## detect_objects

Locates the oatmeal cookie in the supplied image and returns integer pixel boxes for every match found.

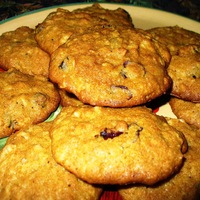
[0,26,50,77]
[73,3,133,28]
[35,3,133,54]
[59,89,85,107]
[119,118,200,200]
[148,26,200,55]
[169,97,200,128]
[167,46,200,102]
[148,26,200,102]
[0,122,102,199]
[0,68,60,138]
[49,27,171,107]
[50,106,186,185]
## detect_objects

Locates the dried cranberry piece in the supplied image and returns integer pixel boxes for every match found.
[100,128,123,140]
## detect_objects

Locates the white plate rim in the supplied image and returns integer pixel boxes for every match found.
[0,2,199,147]
[0,2,200,33]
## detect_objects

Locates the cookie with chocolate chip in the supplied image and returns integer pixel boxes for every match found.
[50,106,186,185]
[0,26,50,77]
[0,68,60,138]
[35,3,133,54]
[0,122,102,199]
[49,27,171,107]
[169,97,200,128]
[118,118,200,200]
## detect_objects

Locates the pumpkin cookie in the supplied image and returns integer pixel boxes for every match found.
[35,3,133,54]
[169,97,200,128]
[119,118,200,200]
[0,122,102,199]
[50,27,171,107]
[50,106,186,185]
[0,68,60,138]
[0,26,50,77]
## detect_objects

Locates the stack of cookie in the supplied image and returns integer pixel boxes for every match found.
[148,26,200,129]
[0,3,200,199]
[0,26,60,139]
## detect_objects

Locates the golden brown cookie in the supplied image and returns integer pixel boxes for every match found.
[0,68,60,139]
[169,97,200,128]
[50,106,186,185]
[0,26,50,77]
[148,26,200,102]
[148,26,200,55]
[118,118,200,200]
[59,89,85,107]
[35,3,133,54]
[49,27,171,107]
[73,3,133,28]
[0,122,102,199]
[167,46,200,102]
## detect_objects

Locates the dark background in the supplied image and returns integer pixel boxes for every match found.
[0,0,200,21]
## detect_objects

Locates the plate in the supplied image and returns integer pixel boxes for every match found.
[1,3,200,32]
[0,3,199,199]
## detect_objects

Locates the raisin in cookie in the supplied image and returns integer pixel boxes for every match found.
[50,106,186,185]
[119,118,200,200]
[0,68,60,138]
[0,26,50,77]
[0,122,102,199]
[169,97,200,128]
[50,27,171,107]
[35,3,133,54]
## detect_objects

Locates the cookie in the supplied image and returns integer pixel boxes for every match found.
[50,106,186,185]
[0,68,60,138]
[49,27,171,107]
[35,3,133,54]
[148,26,200,55]
[0,26,50,77]
[118,118,200,200]
[169,97,200,128]
[59,89,85,107]
[167,46,200,102]
[73,3,133,28]
[0,122,102,199]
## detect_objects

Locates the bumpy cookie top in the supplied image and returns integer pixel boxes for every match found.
[35,4,133,54]
[50,27,171,107]
[0,122,102,199]
[119,118,200,200]
[0,69,60,138]
[167,46,200,102]
[148,26,200,55]
[169,97,200,128]
[0,26,50,77]
[50,106,186,185]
